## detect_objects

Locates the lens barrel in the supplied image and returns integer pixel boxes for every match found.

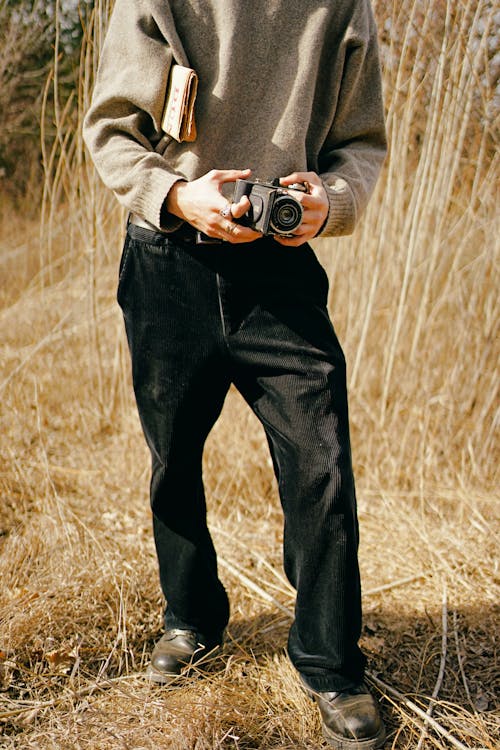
[269,195,303,234]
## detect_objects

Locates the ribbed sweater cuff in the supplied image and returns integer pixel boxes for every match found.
[135,170,185,231]
[320,178,357,237]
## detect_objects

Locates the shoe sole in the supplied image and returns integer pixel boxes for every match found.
[322,724,386,750]
[145,663,180,684]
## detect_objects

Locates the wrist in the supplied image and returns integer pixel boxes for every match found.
[164,179,188,220]
[315,185,330,237]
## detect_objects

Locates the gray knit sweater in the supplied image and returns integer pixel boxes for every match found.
[83,0,387,236]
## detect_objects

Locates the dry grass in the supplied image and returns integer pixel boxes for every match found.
[0,0,499,748]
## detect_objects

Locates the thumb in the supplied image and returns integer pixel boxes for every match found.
[230,195,251,219]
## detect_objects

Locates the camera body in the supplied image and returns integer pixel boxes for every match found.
[232,178,305,236]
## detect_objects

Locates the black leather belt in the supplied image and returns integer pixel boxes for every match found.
[128,213,224,245]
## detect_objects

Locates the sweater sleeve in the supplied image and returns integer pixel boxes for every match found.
[318,2,387,237]
[82,0,183,229]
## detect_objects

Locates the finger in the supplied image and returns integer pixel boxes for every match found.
[219,202,233,218]
[276,211,319,233]
[280,171,321,186]
[273,220,318,245]
[295,204,327,225]
[210,168,252,185]
[209,215,258,243]
[274,234,309,247]
[230,195,251,219]
[280,172,322,189]
[289,217,325,240]
[226,224,262,244]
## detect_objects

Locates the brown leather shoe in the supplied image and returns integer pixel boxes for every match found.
[300,676,386,749]
[146,629,221,684]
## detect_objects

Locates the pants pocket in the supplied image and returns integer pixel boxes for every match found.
[117,235,133,310]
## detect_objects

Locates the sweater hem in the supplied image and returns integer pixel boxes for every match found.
[134,170,185,231]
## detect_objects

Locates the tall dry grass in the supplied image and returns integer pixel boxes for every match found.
[0,0,498,748]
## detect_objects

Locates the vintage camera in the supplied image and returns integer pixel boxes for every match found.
[232,178,305,236]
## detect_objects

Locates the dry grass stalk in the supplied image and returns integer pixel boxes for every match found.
[415,589,448,749]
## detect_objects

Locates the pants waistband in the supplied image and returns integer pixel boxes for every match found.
[128,213,224,245]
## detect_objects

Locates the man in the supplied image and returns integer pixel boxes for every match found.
[83,1,387,747]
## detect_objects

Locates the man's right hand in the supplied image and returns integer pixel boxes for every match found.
[165,168,262,244]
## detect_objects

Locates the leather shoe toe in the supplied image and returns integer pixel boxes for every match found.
[300,676,386,749]
[146,628,220,684]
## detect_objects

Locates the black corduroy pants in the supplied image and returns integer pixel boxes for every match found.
[117,223,366,692]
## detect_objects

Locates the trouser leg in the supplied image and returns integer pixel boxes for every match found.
[222,245,365,692]
[117,225,230,642]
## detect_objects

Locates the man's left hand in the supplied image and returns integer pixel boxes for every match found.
[275,172,329,246]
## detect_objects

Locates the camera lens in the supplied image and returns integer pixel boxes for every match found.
[270,195,303,234]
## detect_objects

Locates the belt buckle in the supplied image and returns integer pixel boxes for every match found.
[195,231,223,245]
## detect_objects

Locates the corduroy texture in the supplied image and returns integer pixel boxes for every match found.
[83,0,387,237]
[118,225,365,691]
